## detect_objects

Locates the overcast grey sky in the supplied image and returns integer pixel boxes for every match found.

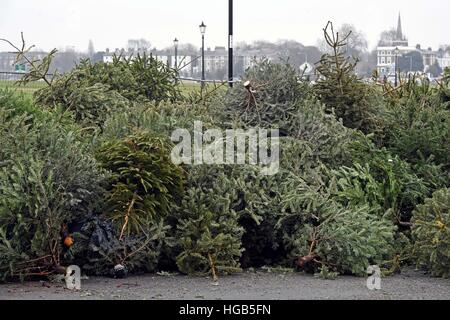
[0,0,449,52]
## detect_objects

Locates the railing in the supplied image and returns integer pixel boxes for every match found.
[0,71,238,90]
[178,76,239,85]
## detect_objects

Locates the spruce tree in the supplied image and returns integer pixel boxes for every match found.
[0,98,106,281]
[412,188,450,278]
[175,166,244,279]
[314,22,376,132]
[280,170,397,276]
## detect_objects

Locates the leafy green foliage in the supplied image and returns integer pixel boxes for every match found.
[411,188,450,278]
[37,82,130,127]
[96,131,185,236]
[101,100,215,141]
[100,54,181,102]
[440,67,450,105]
[344,136,430,223]
[34,54,180,127]
[0,89,43,119]
[382,89,450,168]
[314,265,339,280]
[1,25,449,281]
[280,171,397,276]
[215,58,309,134]
[65,129,186,276]
[0,97,106,280]
[232,167,285,268]
[309,207,396,276]
[175,166,244,276]
[376,73,450,200]
[283,99,356,167]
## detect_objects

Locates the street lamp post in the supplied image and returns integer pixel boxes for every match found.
[394,47,400,87]
[228,0,233,88]
[173,38,179,69]
[199,21,206,88]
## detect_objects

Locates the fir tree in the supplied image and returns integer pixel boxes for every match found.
[411,188,450,278]
[175,166,244,279]
[314,21,377,133]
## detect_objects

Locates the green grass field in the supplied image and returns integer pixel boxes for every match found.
[0,80,46,96]
[0,79,219,98]
[179,82,201,95]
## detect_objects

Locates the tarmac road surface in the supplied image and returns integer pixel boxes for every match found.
[0,267,448,300]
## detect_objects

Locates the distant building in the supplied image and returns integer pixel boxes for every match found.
[377,13,416,79]
[103,48,167,64]
[0,52,16,72]
[170,54,194,77]
[422,47,438,67]
[377,13,448,78]
[101,48,195,77]
[392,13,409,47]
[437,47,450,70]
[99,45,314,80]
[421,47,440,75]
[377,46,417,77]
[92,51,106,63]
[190,46,260,79]
[242,55,256,71]
[0,51,48,73]
[203,46,228,73]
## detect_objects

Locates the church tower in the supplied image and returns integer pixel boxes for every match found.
[393,13,409,46]
[396,13,403,40]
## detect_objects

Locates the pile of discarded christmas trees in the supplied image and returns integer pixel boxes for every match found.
[0,24,448,282]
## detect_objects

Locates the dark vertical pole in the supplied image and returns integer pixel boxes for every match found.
[201,34,205,88]
[395,54,398,87]
[174,43,178,85]
[228,0,233,88]
[175,46,178,69]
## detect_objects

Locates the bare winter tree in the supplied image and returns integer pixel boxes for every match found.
[339,24,368,56]
[51,47,83,74]
[378,29,398,46]
[317,23,368,58]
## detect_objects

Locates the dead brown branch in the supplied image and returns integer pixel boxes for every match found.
[119,192,138,241]
[208,253,219,282]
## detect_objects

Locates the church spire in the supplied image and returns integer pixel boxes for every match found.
[396,12,403,40]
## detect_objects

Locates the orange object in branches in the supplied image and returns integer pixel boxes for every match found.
[64,236,74,248]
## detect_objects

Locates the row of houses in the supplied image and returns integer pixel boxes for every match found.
[0,47,281,80]
[99,46,318,80]
[100,46,261,79]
